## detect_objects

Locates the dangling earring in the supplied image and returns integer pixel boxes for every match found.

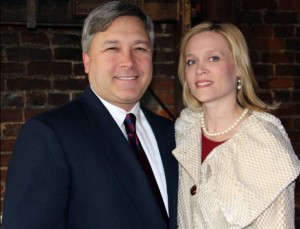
[237,77,242,90]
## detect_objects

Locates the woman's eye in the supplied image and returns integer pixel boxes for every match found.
[209,56,220,61]
[186,60,196,66]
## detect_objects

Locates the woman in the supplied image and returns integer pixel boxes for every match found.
[173,21,300,228]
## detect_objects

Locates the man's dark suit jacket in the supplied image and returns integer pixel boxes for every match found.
[3,86,178,229]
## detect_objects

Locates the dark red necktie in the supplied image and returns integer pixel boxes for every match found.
[124,113,168,222]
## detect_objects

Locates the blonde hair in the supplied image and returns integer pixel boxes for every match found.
[178,21,278,111]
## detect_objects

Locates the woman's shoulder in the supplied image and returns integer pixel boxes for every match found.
[175,108,202,141]
[175,107,202,133]
[251,111,282,127]
[247,111,290,143]
[176,107,202,125]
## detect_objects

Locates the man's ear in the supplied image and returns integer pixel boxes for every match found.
[82,52,90,74]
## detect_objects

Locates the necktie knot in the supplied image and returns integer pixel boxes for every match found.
[124,113,137,135]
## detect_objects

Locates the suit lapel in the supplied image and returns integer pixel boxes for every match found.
[79,87,167,228]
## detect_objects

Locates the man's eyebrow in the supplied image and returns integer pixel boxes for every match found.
[102,40,119,45]
[134,40,150,45]
[102,39,151,46]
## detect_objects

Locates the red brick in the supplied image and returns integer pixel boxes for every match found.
[276,65,300,76]
[27,62,52,75]
[279,0,300,11]
[153,90,175,105]
[274,91,291,102]
[51,62,72,75]
[1,92,25,108]
[286,39,300,51]
[20,30,50,45]
[28,61,73,75]
[54,47,82,61]
[1,139,16,152]
[252,25,274,37]
[249,51,259,62]
[0,153,12,167]
[248,38,284,50]
[1,109,24,122]
[26,92,48,107]
[255,91,273,104]
[242,0,277,10]
[268,78,294,89]
[294,78,300,89]
[52,33,81,46]
[6,47,52,61]
[265,12,299,24]
[275,104,300,116]
[261,52,294,64]
[0,32,18,46]
[153,51,177,62]
[296,53,300,63]
[74,63,86,76]
[150,77,175,91]
[1,62,25,74]
[53,78,89,91]
[154,36,175,50]
[154,23,175,34]
[253,64,274,76]
[6,78,51,91]
[48,93,70,106]
[1,79,5,91]
[153,63,177,77]
[274,26,295,37]
[293,91,300,102]
[51,61,72,75]
[2,123,23,138]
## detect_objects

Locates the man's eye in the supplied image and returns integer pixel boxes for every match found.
[135,47,148,52]
[209,56,220,61]
[106,47,118,51]
[186,60,196,66]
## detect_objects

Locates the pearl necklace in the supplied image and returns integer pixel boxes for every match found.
[201,108,249,136]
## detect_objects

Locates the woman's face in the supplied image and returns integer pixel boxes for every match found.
[184,31,238,107]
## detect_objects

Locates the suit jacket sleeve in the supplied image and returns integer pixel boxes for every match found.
[3,118,70,229]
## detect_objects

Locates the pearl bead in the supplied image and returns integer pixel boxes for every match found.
[201,108,249,137]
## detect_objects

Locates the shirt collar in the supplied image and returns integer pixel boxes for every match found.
[90,86,141,128]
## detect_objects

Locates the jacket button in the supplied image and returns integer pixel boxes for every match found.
[190,185,197,195]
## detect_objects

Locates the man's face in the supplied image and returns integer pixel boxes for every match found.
[82,16,153,111]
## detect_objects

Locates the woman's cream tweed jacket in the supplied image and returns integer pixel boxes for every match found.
[173,108,300,229]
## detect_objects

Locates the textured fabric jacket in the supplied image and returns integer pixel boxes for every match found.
[173,107,300,228]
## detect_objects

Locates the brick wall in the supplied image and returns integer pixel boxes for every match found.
[237,0,300,225]
[1,0,300,224]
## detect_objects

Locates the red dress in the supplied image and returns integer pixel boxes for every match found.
[201,133,225,163]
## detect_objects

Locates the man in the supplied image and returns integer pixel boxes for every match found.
[2,1,178,228]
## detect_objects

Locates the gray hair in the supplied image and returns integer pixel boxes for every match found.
[81,1,154,53]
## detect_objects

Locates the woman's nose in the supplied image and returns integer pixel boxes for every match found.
[196,63,207,75]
